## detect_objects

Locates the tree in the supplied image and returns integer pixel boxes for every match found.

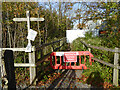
[2,2,73,48]
[78,2,120,48]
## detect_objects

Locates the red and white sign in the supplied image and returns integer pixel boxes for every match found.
[64,52,77,62]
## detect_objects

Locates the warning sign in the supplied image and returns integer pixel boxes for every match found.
[64,52,77,62]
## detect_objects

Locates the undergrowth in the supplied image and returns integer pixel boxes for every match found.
[71,34,117,87]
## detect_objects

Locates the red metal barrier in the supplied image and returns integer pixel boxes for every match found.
[49,51,94,70]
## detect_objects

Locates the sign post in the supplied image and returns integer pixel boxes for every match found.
[13,11,44,52]
[13,11,44,84]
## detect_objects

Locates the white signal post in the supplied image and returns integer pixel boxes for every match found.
[13,11,44,52]
[13,11,44,84]
[26,11,31,52]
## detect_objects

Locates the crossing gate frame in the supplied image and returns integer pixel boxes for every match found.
[49,51,94,69]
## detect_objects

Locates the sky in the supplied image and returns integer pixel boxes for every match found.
[33,0,118,2]
[38,1,119,29]
[39,2,88,26]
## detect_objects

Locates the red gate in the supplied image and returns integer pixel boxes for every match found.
[49,51,94,69]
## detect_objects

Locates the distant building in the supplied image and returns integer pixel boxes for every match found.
[66,19,107,43]
[72,19,105,37]
[85,20,103,37]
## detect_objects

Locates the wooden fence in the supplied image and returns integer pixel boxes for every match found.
[80,40,120,86]
[0,37,66,87]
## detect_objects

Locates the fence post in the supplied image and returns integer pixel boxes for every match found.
[51,46,54,52]
[113,47,119,86]
[88,48,91,52]
[29,46,36,85]
[83,45,85,49]
[4,50,16,89]
[51,45,54,52]
[60,40,62,46]
[0,1,2,88]
[59,40,63,50]
[0,49,2,88]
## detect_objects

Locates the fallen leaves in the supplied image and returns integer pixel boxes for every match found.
[103,82,113,88]
[37,72,61,87]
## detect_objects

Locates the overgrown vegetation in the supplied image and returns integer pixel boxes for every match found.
[1,1,120,88]
[71,31,120,88]
[70,2,120,87]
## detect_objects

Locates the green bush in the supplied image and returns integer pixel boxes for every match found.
[72,35,114,84]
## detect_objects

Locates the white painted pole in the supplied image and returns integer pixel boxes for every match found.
[12,10,44,85]
[13,18,44,21]
[26,11,31,45]
[88,48,91,52]
[113,47,119,86]
[31,46,36,85]
[26,11,33,84]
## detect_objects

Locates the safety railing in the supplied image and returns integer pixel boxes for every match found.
[80,40,120,86]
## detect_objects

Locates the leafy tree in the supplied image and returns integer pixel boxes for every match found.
[2,2,73,48]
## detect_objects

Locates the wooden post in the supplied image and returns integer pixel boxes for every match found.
[60,40,62,46]
[88,48,91,52]
[29,46,36,85]
[113,47,119,86]
[4,50,16,90]
[51,46,54,52]
[51,45,54,52]
[83,45,85,49]
[59,40,63,50]
[0,49,2,88]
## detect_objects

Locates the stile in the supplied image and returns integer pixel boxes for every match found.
[113,47,119,86]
